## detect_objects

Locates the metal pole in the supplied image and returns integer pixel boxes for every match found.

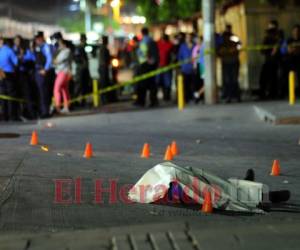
[93,79,100,108]
[202,0,217,104]
[84,0,92,32]
[177,74,185,111]
[289,71,296,106]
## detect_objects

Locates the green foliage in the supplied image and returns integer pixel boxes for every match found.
[58,14,86,33]
[130,0,239,23]
[132,0,202,23]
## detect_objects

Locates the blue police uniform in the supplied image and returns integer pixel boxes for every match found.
[0,44,19,121]
[34,43,52,117]
[14,46,36,119]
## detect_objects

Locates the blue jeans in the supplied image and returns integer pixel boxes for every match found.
[35,71,49,116]
[156,71,172,88]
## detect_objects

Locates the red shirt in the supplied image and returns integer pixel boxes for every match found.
[157,39,173,67]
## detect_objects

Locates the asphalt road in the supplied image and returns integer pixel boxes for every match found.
[0,102,299,248]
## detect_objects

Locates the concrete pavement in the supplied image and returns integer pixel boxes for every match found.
[0,102,300,248]
[255,101,300,124]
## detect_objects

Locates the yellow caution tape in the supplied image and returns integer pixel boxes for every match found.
[1,42,299,104]
[0,94,26,103]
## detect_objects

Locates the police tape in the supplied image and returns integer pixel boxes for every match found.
[70,42,297,103]
[0,94,26,103]
[0,42,298,104]
[69,59,188,104]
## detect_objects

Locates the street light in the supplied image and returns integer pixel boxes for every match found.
[110,0,121,23]
[76,0,92,33]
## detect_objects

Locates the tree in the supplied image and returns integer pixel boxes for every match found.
[128,0,246,24]
[127,0,201,23]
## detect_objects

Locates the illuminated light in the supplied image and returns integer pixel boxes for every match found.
[122,16,131,24]
[111,0,121,23]
[112,58,119,68]
[96,0,107,8]
[110,0,120,8]
[80,0,86,10]
[86,31,100,42]
[41,146,49,152]
[69,4,80,11]
[46,37,52,44]
[230,35,240,43]
[93,22,104,33]
[140,16,146,24]
[128,33,134,39]
[130,16,147,24]
[85,46,93,53]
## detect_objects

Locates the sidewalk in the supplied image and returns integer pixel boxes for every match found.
[1,220,300,250]
[254,101,300,125]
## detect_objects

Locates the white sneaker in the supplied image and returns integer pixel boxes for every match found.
[50,105,56,114]
[194,92,200,99]
[60,107,70,114]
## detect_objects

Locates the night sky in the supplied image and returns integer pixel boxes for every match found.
[1,0,76,24]
[1,0,135,24]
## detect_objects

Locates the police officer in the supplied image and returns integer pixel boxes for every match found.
[0,36,19,121]
[34,32,53,118]
[73,34,91,107]
[13,35,36,119]
[218,29,241,103]
[98,35,113,104]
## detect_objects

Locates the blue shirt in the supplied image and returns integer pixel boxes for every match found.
[36,43,52,71]
[0,45,18,73]
[178,43,194,74]
[14,46,35,72]
[198,43,205,66]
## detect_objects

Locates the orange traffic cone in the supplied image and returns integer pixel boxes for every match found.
[141,143,150,158]
[164,145,173,161]
[30,131,38,145]
[270,159,281,176]
[84,142,93,159]
[171,141,179,156]
[201,190,213,214]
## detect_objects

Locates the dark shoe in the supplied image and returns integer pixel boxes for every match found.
[148,102,159,108]
[11,117,23,122]
[40,114,51,119]
[244,169,255,181]
[269,190,291,203]
[133,102,145,107]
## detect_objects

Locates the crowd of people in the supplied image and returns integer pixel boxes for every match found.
[130,25,241,106]
[259,20,300,100]
[0,32,92,121]
[0,19,300,122]
[129,21,300,106]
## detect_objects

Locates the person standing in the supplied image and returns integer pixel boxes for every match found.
[13,35,36,119]
[156,33,173,101]
[178,33,195,103]
[218,31,241,103]
[98,35,112,103]
[34,32,53,118]
[192,36,204,103]
[287,24,300,95]
[135,27,160,107]
[259,20,281,100]
[52,39,72,114]
[73,34,91,107]
[0,36,19,121]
